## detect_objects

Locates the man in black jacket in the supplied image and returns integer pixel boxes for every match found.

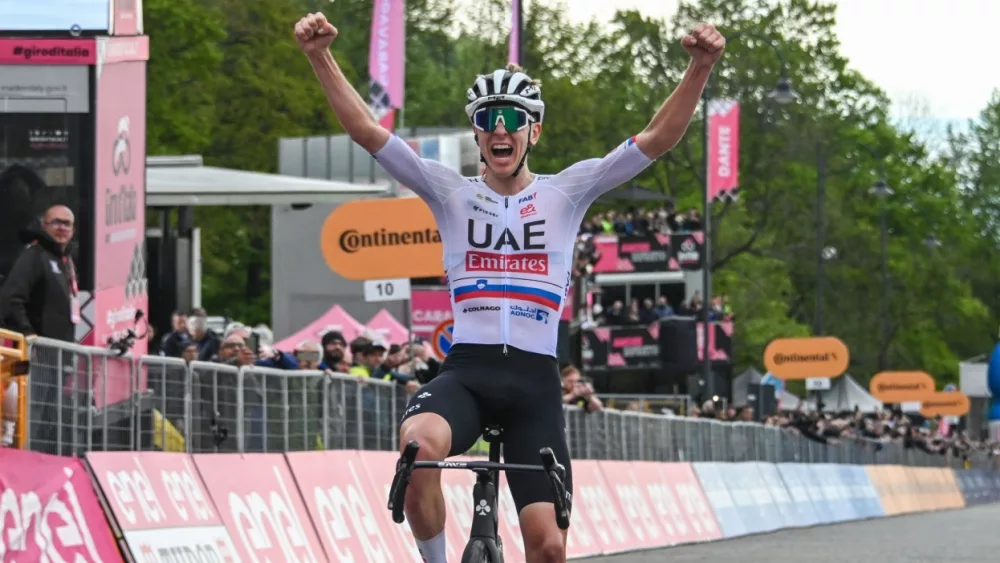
[0,204,79,453]
[0,204,78,341]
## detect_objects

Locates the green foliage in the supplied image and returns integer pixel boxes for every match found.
[145,0,1000,385]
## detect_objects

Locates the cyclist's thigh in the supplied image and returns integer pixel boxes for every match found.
[498,349,572,514]
[400,367,482,457]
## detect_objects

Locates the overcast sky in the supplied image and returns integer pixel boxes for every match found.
[563,0,998,123]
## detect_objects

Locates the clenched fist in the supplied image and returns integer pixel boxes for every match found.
[295,12,338,55]
[682,23,726,67]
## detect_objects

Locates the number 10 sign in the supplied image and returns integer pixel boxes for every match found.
[363,278,412,303]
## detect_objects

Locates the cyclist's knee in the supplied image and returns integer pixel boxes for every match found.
[400,412,451,461]
[520,503,567,563]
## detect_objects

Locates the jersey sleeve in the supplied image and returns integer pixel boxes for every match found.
[372,134,463,207]
[549,136,654,207]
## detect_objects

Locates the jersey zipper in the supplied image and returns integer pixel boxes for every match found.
[502,196,510,357]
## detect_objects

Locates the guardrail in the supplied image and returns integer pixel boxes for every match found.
[3,336,994,470]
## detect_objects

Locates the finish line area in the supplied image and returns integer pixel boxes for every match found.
[590,503,998,563]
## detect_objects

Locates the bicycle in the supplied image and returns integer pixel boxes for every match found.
[387,424,571,563]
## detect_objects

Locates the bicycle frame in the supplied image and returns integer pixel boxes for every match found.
[387,426,571,550]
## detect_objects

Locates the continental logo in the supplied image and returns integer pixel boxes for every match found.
[869,371,935,402]
[338,228,441,253]
[320,197,445,280]
[762,336,849,380]
[919,391,970,417]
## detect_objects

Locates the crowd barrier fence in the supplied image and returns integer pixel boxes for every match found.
[10,337,993,471]
[2,447,999,562]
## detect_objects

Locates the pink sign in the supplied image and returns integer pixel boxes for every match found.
[369,0,405,130]
[285,451,402,563]
[365,309,410,345]
[597,461,670,549]
[571,460,636,554]
[92,58,148,370]
[276,304,366,352]
[0,38,96,65]
[411,289,452,338]
[707,99,740,202]
[98,35,150,65]
[112,0,144,36]
[193,453,327,562]
[85,452,240,561]
[0,449,122,562]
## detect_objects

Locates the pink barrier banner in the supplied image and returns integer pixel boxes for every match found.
[707,99,741,202]
[361,451,442,562]
[571,460,636,554]
[0,449,122,562]
[284,451,400,562]
[627,461,721,544]
[85,452,239,562]
[597,461,671,549]
[193,453,327,562]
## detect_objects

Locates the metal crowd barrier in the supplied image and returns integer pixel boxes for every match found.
[5,337,997,471]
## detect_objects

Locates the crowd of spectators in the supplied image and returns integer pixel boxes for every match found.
[590,292,734,327]
[579,204,703,237]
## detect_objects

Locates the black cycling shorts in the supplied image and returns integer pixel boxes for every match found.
[400,343,572,515]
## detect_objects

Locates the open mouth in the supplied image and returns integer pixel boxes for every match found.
[490,144,515,162]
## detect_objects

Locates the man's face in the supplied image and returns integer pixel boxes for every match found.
[474,106,542,177]
[562,370,581,393]
[362,348,385,368]
[181,344,199,363]
[219,335,246,361]
[325,339,346,359]
[172,314,187,332]
[43,206,74,246]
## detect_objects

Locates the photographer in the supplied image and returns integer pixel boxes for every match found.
[561,365,603,413]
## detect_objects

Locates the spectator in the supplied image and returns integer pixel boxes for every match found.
[373,344,420,393]
[181,342,200,363]
[638,298,658,324]
[0,204,78,342]
[561,365,603,413]
[0,204,78,451]
[348,338,388,379]
[654,296,674,318]
[188,315,221,361]
[160,311,191,358]
[682,208,703,231]
[398,343,441,384]
[321,331,349,372]
[277,340,323,370]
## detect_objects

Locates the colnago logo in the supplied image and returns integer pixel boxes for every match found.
[463,305,500,313]
[510,305,550,324]
[466,251,549,275]
[12,45,91,60]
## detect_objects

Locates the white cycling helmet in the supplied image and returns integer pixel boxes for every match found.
[465,68,545,124]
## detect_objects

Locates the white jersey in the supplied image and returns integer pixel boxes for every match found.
[373,134,653,357]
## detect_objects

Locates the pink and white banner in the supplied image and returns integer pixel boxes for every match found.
[85,452,240,563]
[411,289,452,338]
[707,99,740,202]
[509,0,522,65]
[369,0,405,131]
[0,449,122,562]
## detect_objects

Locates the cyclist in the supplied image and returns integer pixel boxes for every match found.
[295,12,725,563]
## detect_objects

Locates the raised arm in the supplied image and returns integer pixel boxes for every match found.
[633,24,726,159]
[295,12,389,154]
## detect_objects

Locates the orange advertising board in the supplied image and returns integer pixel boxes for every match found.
[869,371,935,403]
[319,197,445,281]
[919,391,971,417]
[762,336,850,380]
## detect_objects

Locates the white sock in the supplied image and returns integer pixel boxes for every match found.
[415,530,447,563]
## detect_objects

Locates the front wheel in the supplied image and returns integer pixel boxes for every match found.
[460,539,503,563]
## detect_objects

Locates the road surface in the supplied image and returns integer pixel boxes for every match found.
[588,504,997,562]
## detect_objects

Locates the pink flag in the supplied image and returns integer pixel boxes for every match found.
[369,0,406,130]
[509,0,521,65]
[707,99,740,202]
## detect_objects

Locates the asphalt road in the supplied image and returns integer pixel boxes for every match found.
[586,504,998,562]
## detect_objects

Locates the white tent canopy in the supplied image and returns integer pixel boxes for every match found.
[816,374,883,414]
[146,155,389,206]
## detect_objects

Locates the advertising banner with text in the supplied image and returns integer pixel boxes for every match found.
[591,233,705,274]
[85,452,239,563]
[0,449,122,562]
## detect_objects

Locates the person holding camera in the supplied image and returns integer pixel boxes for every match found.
[560,365,603,413]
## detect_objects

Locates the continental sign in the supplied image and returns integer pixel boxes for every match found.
[320,197,445,280]
[763,336,850,380]
[869,371,935,403]
[919,391,971,417]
